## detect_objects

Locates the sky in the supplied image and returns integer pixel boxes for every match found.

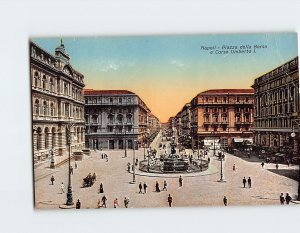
[32,33,298,122]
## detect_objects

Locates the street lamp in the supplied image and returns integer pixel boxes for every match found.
[218,148,226,183]
[130,139,137,183]
[50,147,55,169]
[291,119,300,201]
[66,123,74,206]
[124,125,127,158]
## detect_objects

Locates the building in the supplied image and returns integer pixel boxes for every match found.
[252,57,299,156]
[149,113,161,140]
[190,89,254,150]
[180,103,191,136]
[31,40,85,165]
[83,89,152,150]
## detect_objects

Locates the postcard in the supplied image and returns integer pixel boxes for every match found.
[31,33,299,209]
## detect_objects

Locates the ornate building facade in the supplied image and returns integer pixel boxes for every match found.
[190,89,254,149]
[252,57,299,156]
[83,89,152,150]
[31,41,85,165]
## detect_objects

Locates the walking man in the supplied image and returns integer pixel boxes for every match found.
[124,197,130,208]
[50,175,55,185]
[179,175,183,187]
[223,196,227,206]
[75,161,78,169]
[127,162,131,173]
[233,164,236,171]
[261,161,264,168]
[101,195,107,208]
[167,194,173,207]
[162,180,167,191]
[247,177,252,188]
[76,199,81,209]
[113,198,119,208]
[276,163,279,170]
[60,182,65,193]
[139,182,143,194]
[285,193,292,204]
[242,177,247,188]
[280,193,285,205]
[143,182,148,194]
[70,166,73,175]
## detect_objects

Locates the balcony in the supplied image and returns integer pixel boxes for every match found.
[220,121,229,125]
[203,121,211,125]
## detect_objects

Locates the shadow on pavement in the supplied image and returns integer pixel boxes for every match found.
[267,169,299,181]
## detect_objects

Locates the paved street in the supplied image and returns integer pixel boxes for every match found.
[35,134,299,209]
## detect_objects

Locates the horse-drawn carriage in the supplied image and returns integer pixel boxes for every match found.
[82,173,96,187]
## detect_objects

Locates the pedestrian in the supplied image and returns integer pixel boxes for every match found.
[139,182,143,194]
[261,161,264,168]
[76,199,81,209]
[167,194,173,207]
[97,199,101,208]
[127,162,131,173]
[75,161,78,169]
[242,177,247,188]
[285,193,292,204]
[60,182,65,193]
[276,163,279,170]
[131,164,134,172]
[124,197,130,208]
[233,164,236,171]
[179,175,183,187]
[101,153,104,159]
[70,166,73,175]
[287,159,290,167]
[155,181,160,192]
[99,183,104,193]
[106,155,108,162]
[101,195,107,208]
[280,193,285,205]
[223,196,227,206]
[113,198,119,208]
[50,175,55,185]
[143,182,148,194]
[163,180,167,191]
[247,177,252,188]
[135,158,138,166]
[208,157,210,163]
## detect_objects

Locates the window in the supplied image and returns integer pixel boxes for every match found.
[50,103,54,116]
[110,98,113,103]
[223,97,226,102]
[214,97,217,102]
[35,100,39,115]
[42,75,47,90]
[236,96,240,102]
[119,98,122,103]
[43,101,48,115]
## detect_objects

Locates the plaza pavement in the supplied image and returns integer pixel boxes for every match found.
[34,135,299,209]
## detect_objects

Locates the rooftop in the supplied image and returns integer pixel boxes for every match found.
[83,89,136,95]
[199,89,254,95]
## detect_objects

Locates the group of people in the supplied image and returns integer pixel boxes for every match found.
[280,193,292,205]
[242,176,252,188]
[101,153,109,162]
[82,172,97,187]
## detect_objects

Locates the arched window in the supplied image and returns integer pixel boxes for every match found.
[64,82,68,95]
[50,103,54,116]
[50,78,54,92]
[44,127,49,149]
[35,99,39,115]
[34,71,39,87]
[43,101,48,115]
[117,114,123,123]
[42,75,47,90]
[108,114,114,124]
[37,127,42,150]
[51,127,56,148]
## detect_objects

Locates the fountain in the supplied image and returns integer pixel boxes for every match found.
[139,138,209,174]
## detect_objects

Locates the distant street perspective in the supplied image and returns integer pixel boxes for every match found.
[31,34,300,209]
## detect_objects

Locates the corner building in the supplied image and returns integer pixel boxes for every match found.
[31,41,85,164]
[252,57,299,156]
[190,89,254,149]
[83,89,151,150]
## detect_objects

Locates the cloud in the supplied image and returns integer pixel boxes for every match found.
[97,60,136,72]
[170,60,185,67]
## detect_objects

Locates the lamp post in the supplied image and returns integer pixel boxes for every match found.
[50,147,55,169]
[65,123,74,206]
[124,125,127,158]
[291,119,300,201]
[218,148,226,183]
[130,139,136,183]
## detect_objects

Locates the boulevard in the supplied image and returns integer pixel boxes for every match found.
[34,132,298,209]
